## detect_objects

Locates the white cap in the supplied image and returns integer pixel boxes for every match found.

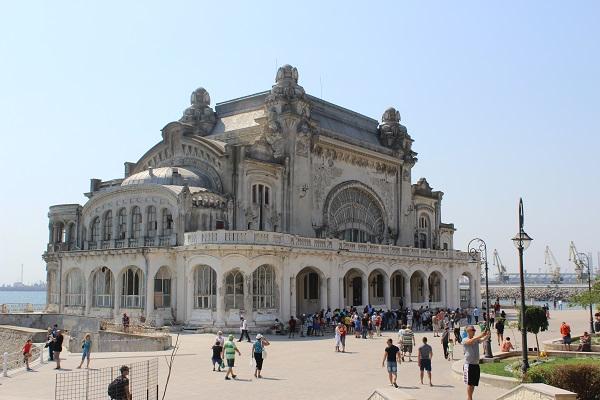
[256,334,263,340]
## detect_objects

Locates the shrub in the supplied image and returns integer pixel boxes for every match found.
[547,364,600,400]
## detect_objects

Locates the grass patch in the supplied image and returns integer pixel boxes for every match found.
[480,356,600,378]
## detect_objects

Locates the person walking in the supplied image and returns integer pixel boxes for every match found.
[381,338,401,388]
[252,334,270,378]
[288,316,297,338]
[594,312,600,334]
[441,326,450,360]
[472,307,479,324]
[223,335,241,380]
[77,333,92,369]
[53,330,64,370]
[22,339,33,371]
[238,317,251,342]
[495,318,505,346]
[375,313,382,337]
[108,365,131,400]
[401,326,415,362]
[560,321,571,351]
[418,337,433,386]
[46,327,55,361]
[335,322,347,352]
[211,340,223,371]
[463,325,491,400]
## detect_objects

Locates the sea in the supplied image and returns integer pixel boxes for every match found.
[0,290,46,304]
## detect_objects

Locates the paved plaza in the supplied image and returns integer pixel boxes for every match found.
[0,309,592,400]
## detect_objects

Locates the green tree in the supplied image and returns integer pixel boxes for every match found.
[569,280,600,309]
[518,305,549,357]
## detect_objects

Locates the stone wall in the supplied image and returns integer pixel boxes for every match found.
[67,331,171,353]
[0,325,48,354]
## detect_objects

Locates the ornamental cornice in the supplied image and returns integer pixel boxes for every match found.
[82,185,179,217]
[314,136,399,175]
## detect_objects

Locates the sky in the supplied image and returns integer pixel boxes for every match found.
[0,1,598,284]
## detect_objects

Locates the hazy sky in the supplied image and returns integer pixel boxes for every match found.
[1,1,598,284]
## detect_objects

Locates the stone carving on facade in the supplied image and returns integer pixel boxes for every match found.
[312,156,342,207]
[378,107,417,163]
[370,176,394,224]
[313,144,397,174]
[295,119,314,156]
[179,87,217,136]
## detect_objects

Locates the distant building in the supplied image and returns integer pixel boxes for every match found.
[43,65,479,327]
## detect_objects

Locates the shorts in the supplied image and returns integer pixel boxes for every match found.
[211,356,222,365]
[403,345,413,353]
[463,364,480,387]
[23,352,31,362]
[340,335,346,346]
[562,335,571,344]
[419,358,432,372]
[81,350,90,360]
[386,361,397,373]
[226,359,235,368]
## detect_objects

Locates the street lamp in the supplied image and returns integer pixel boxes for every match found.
[511,198,533,374]
[468,237,493,358]
[574,252,594,334]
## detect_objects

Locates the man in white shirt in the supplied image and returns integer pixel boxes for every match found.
[238,317,251,342]
[472,307,480,324]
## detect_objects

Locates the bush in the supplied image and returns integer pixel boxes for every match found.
[547,364,600,400]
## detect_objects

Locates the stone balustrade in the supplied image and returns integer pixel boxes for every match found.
[184,230,470,260]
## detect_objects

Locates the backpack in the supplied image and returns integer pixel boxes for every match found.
[108,376,126,399]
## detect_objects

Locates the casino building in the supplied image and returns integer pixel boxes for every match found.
[43,65,479,327]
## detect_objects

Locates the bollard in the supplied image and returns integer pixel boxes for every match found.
[3,352,8,377]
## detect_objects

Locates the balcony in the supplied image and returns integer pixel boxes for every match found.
[184,230,470,261]
[80,234,176,251]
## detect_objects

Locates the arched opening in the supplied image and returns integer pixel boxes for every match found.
[343,268,366,307]
[161,208,173,237]
[66,223,76,250]
[428,271,443,303]
[131,206,142,240]
[65,268,84,306]
[194,265,217,310]
[224,270,244,311]
[121,266,145,308]
[416,214,431,249]
[459,273,473,308]
[92,267,114,308]
[390,271,407,309]
[146,206,157,238]
[153,266,172,309]
[252,265,277,310]
[90,217,100,244]
[368,270,386,306]
[117,208,127,240]
[296,267,322,315]
[410,271,426,304]
[103,211,113,241]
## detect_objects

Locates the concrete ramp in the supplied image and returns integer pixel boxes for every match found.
[367,388,417,400]
[496,384,576,400]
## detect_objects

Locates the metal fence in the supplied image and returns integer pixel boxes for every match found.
[2,343,46,377]
[55,358,159,400]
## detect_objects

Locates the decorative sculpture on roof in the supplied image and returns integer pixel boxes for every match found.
[378,107,417,163]
[265,64,310,117]
[180,87,217,136]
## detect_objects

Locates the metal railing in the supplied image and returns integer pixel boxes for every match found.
[1,303,46,313]
[65,294,85,307]
[121,295,145,309]
[2,343,46,377]
[184,230,470,260]
[93,295,113,308]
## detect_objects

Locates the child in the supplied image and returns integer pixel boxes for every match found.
[22,339,33,371]
[77,333,92,369]
[501,337,514,352]
[212,340,223,371]
[447,338,454,361]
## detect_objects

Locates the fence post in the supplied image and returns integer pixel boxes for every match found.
[2,352,7,377]
[146,359,150,400]
[40,344,46,364]
[85,369,89,400]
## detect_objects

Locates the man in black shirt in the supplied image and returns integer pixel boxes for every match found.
[381,338,401,388]
[53,330,64,370]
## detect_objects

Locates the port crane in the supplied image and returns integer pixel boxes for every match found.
[544,246,561,284]
[492,249,509,283]
[568,241,586,283]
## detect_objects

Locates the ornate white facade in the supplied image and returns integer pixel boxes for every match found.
[43,65,480,327]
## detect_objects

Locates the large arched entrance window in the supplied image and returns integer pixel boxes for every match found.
[410,271,426,303]
[154,266,171,309]
[224,270,244,310]
[194,265,216,310]
[343,268,366,307]
[121,267,145,308]
[252,265,276,309]
[428,271,443,303]
[65,269,84,306]
[92,267,113,308]
[460,273,473,308]
[368,270,386,305]
[296,267,321,315]
[324,183,385,243]
[391,271,407,309]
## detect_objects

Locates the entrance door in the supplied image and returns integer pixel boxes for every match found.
[352,277,362,306]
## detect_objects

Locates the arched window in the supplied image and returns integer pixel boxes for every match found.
[117,208,127,239]
[303,272,319,300]
[391,273,405,298]
[326,185,384,243]
[194,265,216,309]
[251,184,270,206]
[154,266,171,309]
[252,265,276,309]
[121,267,145,308]
[131,206,142,239]
[65,269,84,306]
[103,211,113,241]
[224,270,244,310]
[91,218,100,243]
[162,209,173,236]
[146,206,157,238]
[419,216,429,229]
[419,233,427,249]
[67,223,76,249]
[92,267,113,307]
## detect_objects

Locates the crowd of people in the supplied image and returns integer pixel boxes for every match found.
[487,287,585,303]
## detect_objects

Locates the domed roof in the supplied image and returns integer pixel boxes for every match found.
[122,167,211,188]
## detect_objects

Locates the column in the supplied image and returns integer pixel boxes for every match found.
[404,276,411,309]
[244,275,254,324]
[423,275,430,305]
[383,276,391,310]
[337,277,344,309]
[85,274,92,315]
[361,276,368,306]
[216,279,225,326]
[113,270,121,321]
[145,267,154,320]
[290,276,297,318]
[320,277,328,310]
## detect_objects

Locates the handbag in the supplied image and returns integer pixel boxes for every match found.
[261,349,267,360]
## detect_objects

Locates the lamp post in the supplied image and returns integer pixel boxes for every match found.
[575,252,594,334]
[468,238,493,358]
[511,198,533,374]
